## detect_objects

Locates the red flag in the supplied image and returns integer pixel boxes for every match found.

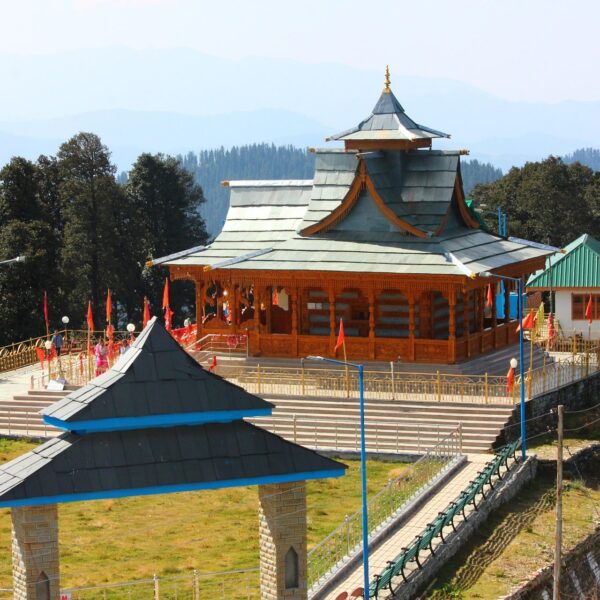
[334,318,346,353]
[516,308,535,332]
[506,366,515,393]
[585,294,593,324]
[547,312,555,337]
[43,291,49,331]
[486,284,493,308]
[86,301,94,332]
[162,278,170,310]
[143,296,151,328]
[208,355,217,372]
[106,323,115,341]
[106,289,112,324]
[165,306,174,332]
[35,347,46,369]
[272,289,279,306]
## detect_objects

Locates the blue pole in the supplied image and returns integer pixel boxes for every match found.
[518,278,526,459]
[497,207,502,236]
[358,364,369,596]
[503,213,508,237]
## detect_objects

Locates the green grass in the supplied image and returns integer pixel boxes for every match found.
[428,446,600,599]
[0,439,409,588]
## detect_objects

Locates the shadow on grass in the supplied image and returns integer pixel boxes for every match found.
[426,474,556,599]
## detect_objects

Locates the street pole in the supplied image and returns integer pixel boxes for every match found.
[518,277,526,459]
[358,364,369,597]
[553,404,564,600]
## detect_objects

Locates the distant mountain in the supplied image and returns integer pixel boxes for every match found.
[0,49,599,171]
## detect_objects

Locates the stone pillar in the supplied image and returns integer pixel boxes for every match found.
[12,504,60,600]
[258,482,307,600]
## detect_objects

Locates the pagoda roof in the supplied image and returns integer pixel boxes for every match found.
[0,421,345,508]
[165,150,551,278]
[527,234,600,290]
[328,69,449,144]
[42,318,274,433]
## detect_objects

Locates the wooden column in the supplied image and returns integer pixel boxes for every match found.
[491,281,498,347]
[478,287,485,352]
[266,286,273,334]
[232,284,240,333]
[448,288,457,364]
[368,288,375,360]
[328,286,336,355]
[195,280,205,339]
[408,294,416,361]
[463,290,470,358]
[250,285,262,355]
[291,286,299,356]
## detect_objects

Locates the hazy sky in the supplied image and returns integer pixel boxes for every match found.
[1,0,598,103]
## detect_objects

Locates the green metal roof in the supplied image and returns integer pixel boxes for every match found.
[527,234,600,289]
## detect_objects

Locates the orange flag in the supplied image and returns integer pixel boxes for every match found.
[486,284,494,308]
[162,278,170,310]
[506,366,515,393]
[86,301,94,332]
[334,318,346,353]
[143,296,151,328]
[585,294,593,324]
[516,308,535,332]
[106,289,112,324]
[165,306,174,332]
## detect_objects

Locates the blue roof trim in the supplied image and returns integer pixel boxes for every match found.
[0,468,346,508]
[43,408,273,434]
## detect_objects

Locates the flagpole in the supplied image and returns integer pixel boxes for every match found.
[343,339,349,398]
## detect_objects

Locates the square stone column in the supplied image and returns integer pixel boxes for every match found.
[12,504,60,600]
[258,481,307,600]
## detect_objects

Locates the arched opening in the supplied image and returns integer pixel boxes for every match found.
[335,288,369,337]
[270,287,292,334]
[303,288,330,336]
[35,571,50,600]
[284,546,299,589]
[375,290,419,338]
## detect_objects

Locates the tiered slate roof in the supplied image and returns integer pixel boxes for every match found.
[0,319,345,508]
[161,76,550,277]
[527,234,600,290]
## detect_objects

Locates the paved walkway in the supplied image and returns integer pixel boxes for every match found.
[323,454,490,600]
[0,364,42,401]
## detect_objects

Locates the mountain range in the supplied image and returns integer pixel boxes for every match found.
[1,48,599,171]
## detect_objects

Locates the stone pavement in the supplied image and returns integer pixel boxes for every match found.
[0,364,43,402]
[322,454,490,600]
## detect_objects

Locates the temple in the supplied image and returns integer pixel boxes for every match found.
[162,69,551,363]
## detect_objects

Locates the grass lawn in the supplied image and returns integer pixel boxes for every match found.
[0,438,410,588]
[428,446,600,599]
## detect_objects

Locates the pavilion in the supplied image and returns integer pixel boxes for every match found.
[0,318,345,600]
[159,69,551,364]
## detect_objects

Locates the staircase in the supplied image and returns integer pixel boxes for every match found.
[0,388,71,437]
[253,394,514,454]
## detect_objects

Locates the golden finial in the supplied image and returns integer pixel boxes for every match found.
[383,65,391,93]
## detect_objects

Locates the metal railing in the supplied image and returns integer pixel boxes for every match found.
[253,415,459,455]
[214,363,512,404]
[307,426,463,593]
[0,568,260,600]
[187,332,249,363]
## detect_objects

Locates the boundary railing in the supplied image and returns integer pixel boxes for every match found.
[307,426,463,594]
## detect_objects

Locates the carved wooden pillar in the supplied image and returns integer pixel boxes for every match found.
[266,286,273,334]
[448,288,457,364]
[328,286,336,356]
[291,286,299,357]
[195,280,205,339]
[491,281,498,347]
[367,288,375,360]
[232,284,240,334]
[463,290,470,358]
[408,293,416,362]
[478,287,485,352]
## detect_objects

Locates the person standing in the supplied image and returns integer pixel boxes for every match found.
[94,338,109,376]
[51,329,64,357]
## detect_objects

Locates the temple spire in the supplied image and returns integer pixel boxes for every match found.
[383,65,391,94]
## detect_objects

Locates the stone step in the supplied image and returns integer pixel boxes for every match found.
[0,404,48,413]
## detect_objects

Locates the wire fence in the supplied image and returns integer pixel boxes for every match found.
[307,426,463,593]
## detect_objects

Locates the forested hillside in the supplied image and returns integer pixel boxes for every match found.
[563,147,600,171]
[180,144,503,235]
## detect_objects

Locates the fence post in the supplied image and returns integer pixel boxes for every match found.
[436,371,441,402]
[257,364,261,394]
[527,368,533,399]
[390,361,395,401]
[193,569,199,600]
[458,423,463,455]
[345,515,350,554]
[301,366,305,396]
[154,573,159,600]
[484,372,489,404]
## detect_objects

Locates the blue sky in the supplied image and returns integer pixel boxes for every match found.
[2,0,599,103]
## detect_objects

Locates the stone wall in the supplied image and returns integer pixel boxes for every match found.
[259,481,307,600]
[11,504,60,600]
[391,457,538,600]
[496,370,600,447]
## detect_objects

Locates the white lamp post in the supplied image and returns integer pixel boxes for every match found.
[510,357,518,370]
